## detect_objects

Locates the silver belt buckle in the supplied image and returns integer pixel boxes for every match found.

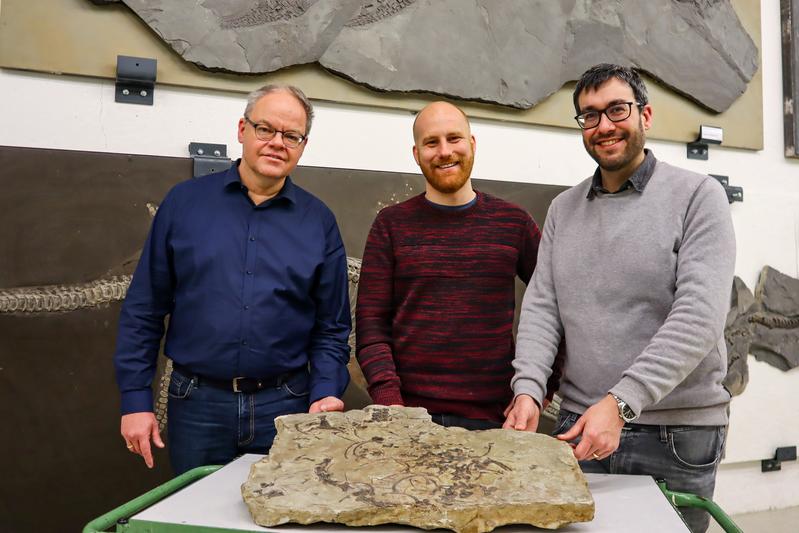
[232,377,245,393]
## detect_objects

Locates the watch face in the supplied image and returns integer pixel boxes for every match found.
[621,404,636,422]
[613,395,636,422]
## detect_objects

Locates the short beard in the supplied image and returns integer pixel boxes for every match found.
[586,117,646,172]
[423,154,474,194]
[425,171,470,194]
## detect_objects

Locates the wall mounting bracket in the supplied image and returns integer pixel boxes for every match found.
[710,174,743,204]
[761,446,797,472]
[115,55,156,105]
[189,143,232,178]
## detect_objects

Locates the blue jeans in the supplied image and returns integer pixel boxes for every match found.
[166,366,310,475]
[555,410,726,533]
[429,413,502,430]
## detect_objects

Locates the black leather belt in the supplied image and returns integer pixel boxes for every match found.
[173,363,303,394]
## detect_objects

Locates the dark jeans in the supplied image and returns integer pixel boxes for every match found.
[167,366,310,475]
[555,409,726,533]
[430,413,502,430]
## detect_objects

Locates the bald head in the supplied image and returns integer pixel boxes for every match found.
[411,101,476,203]
[413,101,471,143]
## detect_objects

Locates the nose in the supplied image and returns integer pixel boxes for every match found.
[436,141,454,159]
[266,131,287,148]
[595,112,616,134]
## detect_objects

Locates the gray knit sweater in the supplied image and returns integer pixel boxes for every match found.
[512,159,735,426]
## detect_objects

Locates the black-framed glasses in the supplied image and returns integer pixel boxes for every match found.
[244,116,306,148]
[574,101,643,130]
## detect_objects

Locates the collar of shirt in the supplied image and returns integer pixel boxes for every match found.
[586,149,657,200]
[223,159,297,206]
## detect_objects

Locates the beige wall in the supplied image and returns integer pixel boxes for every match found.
[0,0,762,149]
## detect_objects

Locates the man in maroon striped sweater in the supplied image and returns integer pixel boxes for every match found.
[355,101,542,429]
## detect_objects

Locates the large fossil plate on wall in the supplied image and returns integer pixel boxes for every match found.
[242,406,594,532]
[108,0,757,113]
[0,0,764,148]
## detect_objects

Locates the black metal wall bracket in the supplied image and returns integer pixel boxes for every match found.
[687,125,723,160]
[115,55,156,105]
[762,446,797,472]
[710,174,743,204]
[189,143,232,178]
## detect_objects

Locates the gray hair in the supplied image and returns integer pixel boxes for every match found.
[244,84,315,137]
[572,64,649,114]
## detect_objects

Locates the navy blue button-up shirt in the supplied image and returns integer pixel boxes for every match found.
[114,163,351,414]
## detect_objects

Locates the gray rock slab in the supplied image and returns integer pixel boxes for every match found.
[241,406,594,532]
[749,266,799,371]
[105,0,757,112]
[723,276,755,396]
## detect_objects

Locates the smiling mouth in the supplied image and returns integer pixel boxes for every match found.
[436,161,459,169]
[596,138,622,147]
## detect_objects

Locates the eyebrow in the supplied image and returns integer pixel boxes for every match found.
[580,98,629,112]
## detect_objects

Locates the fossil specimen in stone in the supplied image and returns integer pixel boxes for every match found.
[101,0,758,112]
[723,276,755,396]
[749,266,799,371]
[241,406,594,532]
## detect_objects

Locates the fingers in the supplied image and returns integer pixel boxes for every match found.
[152,424,165,449]
[557,416,585,441]
[121,412,160,468]
[502,398,515,418]
[501,395,539,432]
[309,396,345,414]
[140,438,155,469]
[558,407,622,461]
[320,397,344,412]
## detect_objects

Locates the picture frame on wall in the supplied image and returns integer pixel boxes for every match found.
[782,0,799,158]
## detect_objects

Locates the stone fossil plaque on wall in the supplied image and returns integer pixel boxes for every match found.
[102,0,758,113]
[242,406,595,532]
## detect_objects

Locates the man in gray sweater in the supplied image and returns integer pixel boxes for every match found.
[503,64,735,533]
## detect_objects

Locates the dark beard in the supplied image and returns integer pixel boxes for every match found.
[587,119,646,172]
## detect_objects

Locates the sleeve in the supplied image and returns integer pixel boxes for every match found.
[516,214,541,284]
[355,212,404,406]
[610,178,736,416]
[113,190,177,415]
[307,210,352,404]
[511,200,565,406]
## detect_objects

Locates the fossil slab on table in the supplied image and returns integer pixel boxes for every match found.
[241,406,594,532]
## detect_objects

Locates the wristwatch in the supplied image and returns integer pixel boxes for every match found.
[611,394,637,423]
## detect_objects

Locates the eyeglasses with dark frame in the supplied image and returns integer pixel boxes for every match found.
[574,101,643,130]
[243,116,306,148]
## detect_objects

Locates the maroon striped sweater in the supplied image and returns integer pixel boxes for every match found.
[355,191,541,422]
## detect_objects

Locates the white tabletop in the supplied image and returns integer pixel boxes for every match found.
[133,454,688,532]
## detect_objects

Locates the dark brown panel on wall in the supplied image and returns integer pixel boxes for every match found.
[0,146,188,533]
[0,146,191,286]
[0,146,564,532]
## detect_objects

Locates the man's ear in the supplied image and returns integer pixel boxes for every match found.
[237,118,246,143]
[412,145,420,166]
[640,104,653,131]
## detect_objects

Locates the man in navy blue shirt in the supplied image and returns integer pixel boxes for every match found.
[114,85,351,474]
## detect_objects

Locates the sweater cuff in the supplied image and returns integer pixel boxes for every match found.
[610,377,652,419]
[368,384,404,406]
[511,377,545,408]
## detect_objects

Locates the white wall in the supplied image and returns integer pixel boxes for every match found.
[1,0,797,516]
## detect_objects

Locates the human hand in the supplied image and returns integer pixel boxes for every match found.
[309,396,345,413]
[502,394,540,432]
[121,412,164,469]
[557,394,623,461]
